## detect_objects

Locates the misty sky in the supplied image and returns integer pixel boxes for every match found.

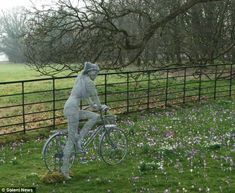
[0,0,38,10]
[0,0,83,10]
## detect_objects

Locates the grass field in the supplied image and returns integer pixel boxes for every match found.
[0,63,234,192]
[0,63,48,82]
[0,100,234,192]
[0,63,234,136]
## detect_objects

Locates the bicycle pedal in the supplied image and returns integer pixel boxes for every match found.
[77,149,86,154]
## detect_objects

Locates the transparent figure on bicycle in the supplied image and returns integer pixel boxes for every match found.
[61,62,108,179]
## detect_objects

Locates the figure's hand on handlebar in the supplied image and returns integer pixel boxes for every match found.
[92,104,109,111]
[101,104,109,111]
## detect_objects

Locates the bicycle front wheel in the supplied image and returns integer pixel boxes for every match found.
[99,126,128,165]
[42,132,75,172]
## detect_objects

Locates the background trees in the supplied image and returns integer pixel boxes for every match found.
[0,0,234,75]
[0,9,27,63]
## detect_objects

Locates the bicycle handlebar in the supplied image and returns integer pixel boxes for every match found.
[82,105,109,112]
[82,106,90,110]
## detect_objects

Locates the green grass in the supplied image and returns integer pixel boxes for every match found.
[0,99,234,192]
[0,63,49,82]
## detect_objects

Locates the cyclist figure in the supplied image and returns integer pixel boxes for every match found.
[61,62,108,179]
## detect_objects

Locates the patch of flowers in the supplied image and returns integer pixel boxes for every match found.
[138,160,164,173]
[122,100,234,192]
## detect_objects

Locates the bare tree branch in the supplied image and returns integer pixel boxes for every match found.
[23,0,228,75]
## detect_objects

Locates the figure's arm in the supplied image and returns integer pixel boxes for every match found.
[90,91,109,111]
[86,77,109,111]
[90,90,101,107]
[87,97,101,110]
[86,78,102,109]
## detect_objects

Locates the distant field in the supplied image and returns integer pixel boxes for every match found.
[0,63,126,82]
[0,63,49,82]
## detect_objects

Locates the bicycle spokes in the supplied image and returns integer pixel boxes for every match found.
[99,127,128,165]
[42,133,75,172]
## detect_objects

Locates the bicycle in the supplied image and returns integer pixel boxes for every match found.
[42,106,128,172]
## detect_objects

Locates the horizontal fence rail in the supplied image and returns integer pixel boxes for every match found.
[0,64,234,136]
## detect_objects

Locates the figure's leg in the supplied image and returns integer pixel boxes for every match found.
[77,111,99,147]
[61,114,79,179]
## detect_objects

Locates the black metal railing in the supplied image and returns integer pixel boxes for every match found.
[0,64,234,136]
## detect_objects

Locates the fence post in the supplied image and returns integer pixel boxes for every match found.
[183,67,187,104]
[80,100,83,109]
[198,67,202,102]
[22,82,26,133]
[147,71,150,110]
[127,72,130,113]
[229,64,233,97]
[165,69,169,107]
[214,65,218,100]
[104,74,107,105]
[52,77,56,129]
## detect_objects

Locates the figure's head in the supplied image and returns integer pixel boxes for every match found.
[82,62,99,80]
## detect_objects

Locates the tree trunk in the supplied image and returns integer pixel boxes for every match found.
[231,0,235,63]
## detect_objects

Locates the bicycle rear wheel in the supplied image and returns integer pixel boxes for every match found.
[99,126,128,165]
[42,132,76,172]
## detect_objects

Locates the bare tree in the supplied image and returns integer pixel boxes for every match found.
[184,0,235,65]
[0,8,27,63]
[230,0,235,63]
[150,0,235,67]
[24,0,224,75]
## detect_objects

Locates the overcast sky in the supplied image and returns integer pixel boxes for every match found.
[0,0,83,10]
[0,0,45,10]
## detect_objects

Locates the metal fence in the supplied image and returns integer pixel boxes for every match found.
[0,64,234,136]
